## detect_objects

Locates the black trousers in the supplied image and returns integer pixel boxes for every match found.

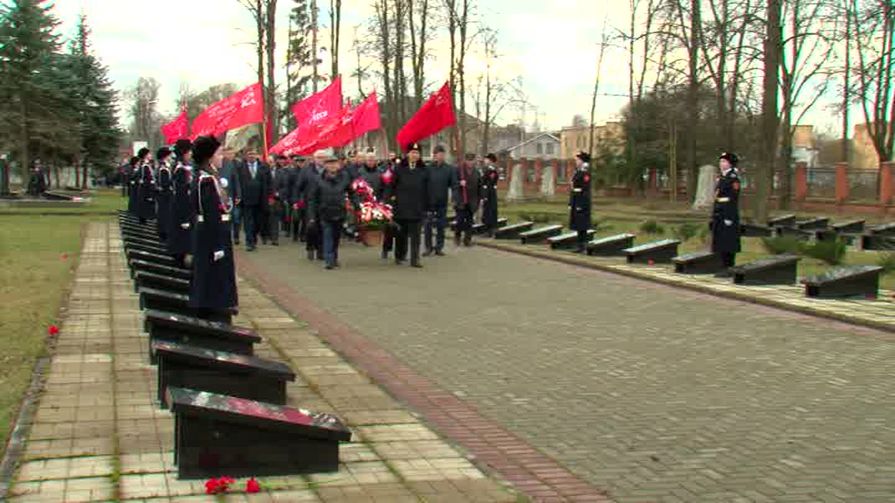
[395,219,422,263]
[721,252,736,267]
[577,230,589,250]
[242,205,263,246]
[382,224,396,254]
[305,218,320,252]
[455,207,474,244]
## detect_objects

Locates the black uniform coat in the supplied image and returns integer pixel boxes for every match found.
[569,165,592,231]
[452,162,483,213]
[136,162,157,220]
[481,166,500,227]
[167,162,194,255]
[385,159,429,221]
[235,160,270,208]
[711,168,742,254]
[189,167,238,310]
[155,162,173,238]
[127,165,140,214]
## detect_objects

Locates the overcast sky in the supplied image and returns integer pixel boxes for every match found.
[53,0,843,134]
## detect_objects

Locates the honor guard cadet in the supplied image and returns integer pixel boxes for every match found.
[570,151,593,253]
[155,147,174,242]
[481,153,500,236]
[189,135,238,317]
[136,148,156,224]
[167,140,194,268]
[711,152,742,276]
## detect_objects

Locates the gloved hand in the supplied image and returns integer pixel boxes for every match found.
[180,222,190,230]
[213,250,224,261]
[724,219,733,226]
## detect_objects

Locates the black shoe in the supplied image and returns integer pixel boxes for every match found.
[234,237,240,245]
[422,249,434,257]
[325,263,334,270]
[453,235,461,247]
[463,237,472,247]
[334,260,341,268]
[247,245,256,252]
[307,250,315,261]
[435,250,445,256]
[395,258,405,265]
[411,261,423,268]
[271,241,279,246]
[316,252,324,261]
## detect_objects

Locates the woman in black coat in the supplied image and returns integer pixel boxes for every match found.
[569,151,593,253]
[135,148,156,223]
[188,135,238,315]
[155,147,174,242]
[167,140,194,266]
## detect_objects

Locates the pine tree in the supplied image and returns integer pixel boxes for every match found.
[0,0,65,180]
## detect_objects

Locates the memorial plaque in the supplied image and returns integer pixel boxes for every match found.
[795,217,829,230]
[519,224,564,245]
[154,341,295,408]
[767,214,797,227]
[133,271,190,294]
[494,222,535,240]
[672,251,725,274]
[740,223,773,237]
[624,239,681,264]
[126,249,178,267]
[869,222,895,237]
[587,233,636,256]
[832,220,865,234]
[168,387,351,479]
[130,259,191,281]
[144,310,260,363]
[803,265,883,298]
[730,255,800,285]
[547,230,596,250]
[139,287,233,324]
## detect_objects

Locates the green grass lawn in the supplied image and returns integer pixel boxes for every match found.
[0,189,124,456]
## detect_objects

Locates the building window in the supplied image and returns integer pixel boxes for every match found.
[537,143,543,155]
[527,165,537,183]
[546,143,554,155]
[557,163,567,183]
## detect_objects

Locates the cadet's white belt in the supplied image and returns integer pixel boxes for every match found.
[573,188,582,193]
[716,197,730,203]
[221,214,231,222]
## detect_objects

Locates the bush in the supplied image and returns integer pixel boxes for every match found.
[518,211,555,224]
[698,225,710,244]
[761,236,804,255]
[878,252,895,274]
[802,239,848,265]
[639,219,664,235]
[673,223,700,242]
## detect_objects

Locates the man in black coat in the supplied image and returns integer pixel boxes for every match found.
[424,145,458,256]
[235,148,269,251]
[308,155,358,269]
[294,150,327,260]
[287,155,306,242]
[481,153,500,236]
[453,153,483,247]
[711,152,742,276]
[385,143,429,268]
[267,154,291,246]
[358,150,384,196]
[569,151,593,253]
[155,147,174,242]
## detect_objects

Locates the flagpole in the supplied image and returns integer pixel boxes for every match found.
[260,81,270,162]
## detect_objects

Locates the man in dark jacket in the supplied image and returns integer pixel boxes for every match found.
[711,152,742,276]
[288,155,305,242]
[424,145,457,256]
[453,153,483,247]
[219,148,242,245]
[235,148,269,251]
[385,143,428,268]
[308,154,356,269]
[295,150,327,260]
[267,154,291,246]
[358,150,384,195]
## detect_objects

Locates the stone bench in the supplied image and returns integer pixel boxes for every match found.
[126,249,178,268]
[731,255,800,285]
[548,230,596,250]
[130,259,191,281]
[471,218,508,234]
[795,217,829,230]
[168,387,351,479]
[624,239,681,264]
[154,340,295,408]
[519,225,564,245]
[740,223,773,237]
[832,220,866,234]
[144,310,260,363]
[139,287,232,324]
[120,222,159,234]
[861,234,895,251]
[672,251,725,274]
[121,231,161,245]
[494,222,534,240]
[767,214,796,227]
[802,265,884,299]
[134,271,190,294]
[814,229,859,246]
[868,222,895,237]
[124,241,171,258]
[587,233,635,256]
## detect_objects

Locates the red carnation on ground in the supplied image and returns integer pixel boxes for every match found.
[246,477,261,493]
[47,325,59,336]
[60,253,68,260]
[647,259,655,266]
[205,476,236,494]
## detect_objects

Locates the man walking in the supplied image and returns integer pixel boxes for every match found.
[453,153,482,247]
[481,153,500,236]
[267,154,291,246]
[295,150,327,260]
[423,145,457,256]
[308,154,357,270]
[386,143,428,268]
[235,148,269,251]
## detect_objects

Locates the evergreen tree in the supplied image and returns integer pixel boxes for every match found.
[0,0,65,180]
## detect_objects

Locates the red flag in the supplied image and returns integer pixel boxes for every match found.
[190,82,264,139]
[309,103,354,150]
[351,92,381,139]
[161,109,188,144]
[396,82,456,151]
[292,77,343,142]
[269,126,302,156]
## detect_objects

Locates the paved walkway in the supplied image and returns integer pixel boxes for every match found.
[238,239,895,503]
[5,222,517,502]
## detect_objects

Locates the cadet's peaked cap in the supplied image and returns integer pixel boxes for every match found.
[719,152,739,166]
[192,135,221,165]
[156,147,171,160]
[575,150,591,163]
[406,142,421,152]
[173,139,193,156]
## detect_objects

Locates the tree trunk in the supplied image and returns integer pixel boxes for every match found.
[329,0,341,80]
[685,0,701,201]
[266,0,278,143]
[457,0,469,157]
[588,33,607,159]
[82,160,88,189]
[446,0,458,155]
[841,6,850,163]
[756,0,782,223]
[311,0,319,92]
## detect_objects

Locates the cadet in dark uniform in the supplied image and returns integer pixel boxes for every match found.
[481,153,500,236]
[155,147,174,242]
[167,140,194,268]
[453,153,482,247]
[189,135,238,316]
[385,143,428,267]
[569,151,593,253]
[27,159,49,196]
[711,152,742,275]
[136,148,156,224]
[126,156,139,214]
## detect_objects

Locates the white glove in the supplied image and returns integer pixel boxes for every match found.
[180,222,190,229]
[213,250,224,261]
[724,219,733,226]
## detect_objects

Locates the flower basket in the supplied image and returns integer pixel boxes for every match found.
[360,228,384,246]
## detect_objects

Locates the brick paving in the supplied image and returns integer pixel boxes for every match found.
[238,239,895,503]
[5,222,517,502]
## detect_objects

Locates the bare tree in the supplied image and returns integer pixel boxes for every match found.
[238,0,279,144]
[312,0,320,92]
[371,0,395,143]
[329,0,341,80]
[456,0,471,156]
[850,0,894,163]
[757,0,783,223]
[589,20,610,159]
[407,0,430,109]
